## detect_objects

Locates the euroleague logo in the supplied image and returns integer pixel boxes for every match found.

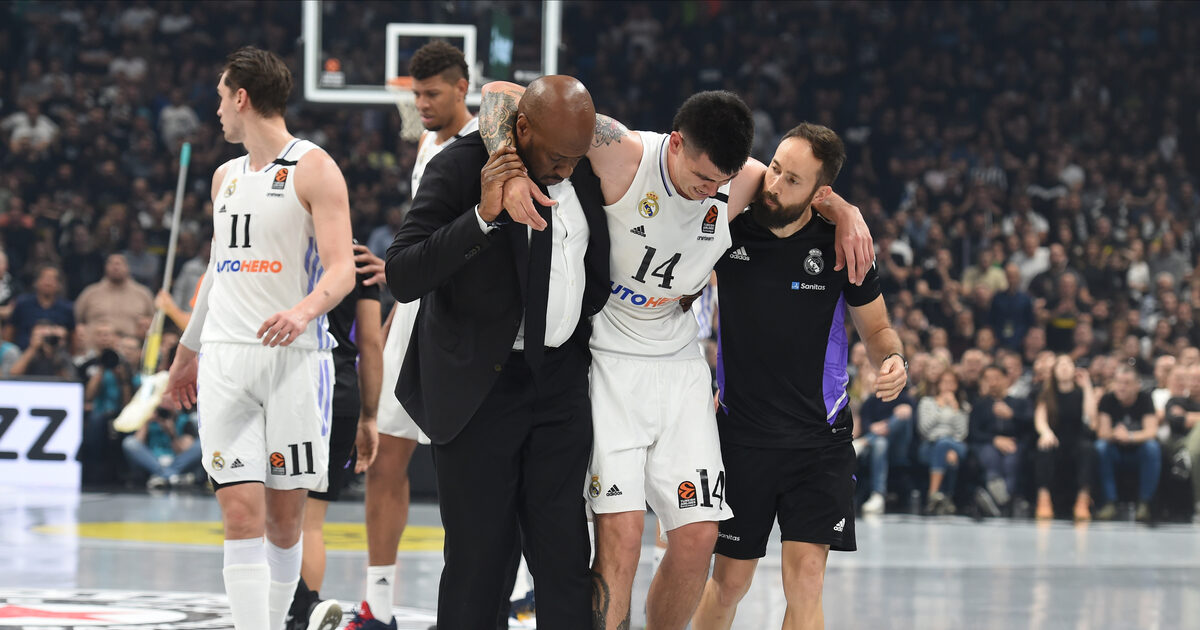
[678,480,698,509]
[700,205,718,235]
[270,451,287,476]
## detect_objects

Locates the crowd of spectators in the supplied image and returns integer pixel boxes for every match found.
[2,2,1200,518]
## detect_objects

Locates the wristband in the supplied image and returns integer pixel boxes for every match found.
[883,352,908,373]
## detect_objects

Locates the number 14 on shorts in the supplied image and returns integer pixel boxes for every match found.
[679,468,724,509]
[270,442,315,476]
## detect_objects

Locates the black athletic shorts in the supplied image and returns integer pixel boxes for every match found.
[309,414,359,502]
[715,440,857,559]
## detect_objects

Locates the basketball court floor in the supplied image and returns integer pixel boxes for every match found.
[1,486,1197,629]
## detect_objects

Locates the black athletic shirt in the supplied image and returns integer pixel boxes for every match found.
[714,207,881,449]
[327,255,381,418]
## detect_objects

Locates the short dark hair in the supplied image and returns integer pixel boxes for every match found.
[781,123,845,188]
[409,40,469,83]
[222,47,292,118]
[35,264,61,283]
[983,364,1006,377]
[671,91,753,176]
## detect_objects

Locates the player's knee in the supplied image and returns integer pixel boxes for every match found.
[667,521,719,558]
[264,515,303,547]
[711,562,754,606]
[221,500,262,538]
[783,556,826,603]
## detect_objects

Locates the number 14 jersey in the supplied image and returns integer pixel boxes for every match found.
[590,131,732,359]
[203,138,336,351]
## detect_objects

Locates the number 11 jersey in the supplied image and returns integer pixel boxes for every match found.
[204,138,336,351]
[590,131,732,359]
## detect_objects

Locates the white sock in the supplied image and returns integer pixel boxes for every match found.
[266,538,303,630]
[366,564,395,623]
[223,538,270,630]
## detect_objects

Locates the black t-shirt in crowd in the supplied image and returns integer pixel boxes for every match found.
[1097,390,1155,434]
[1048,388,1089,443]
[327,262,381,418]
[714,207,881,449]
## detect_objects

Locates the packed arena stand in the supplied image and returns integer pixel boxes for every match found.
[2,1,1200,520]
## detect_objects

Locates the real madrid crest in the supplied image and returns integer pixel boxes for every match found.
[804,248,824,275]
[639,192,660,219]
[224,178,238,198]
[211,451,225,471]
[589,475,602,498]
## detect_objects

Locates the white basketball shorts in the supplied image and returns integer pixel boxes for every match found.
[197,342,332,491]
[377,299,429,443]
[587,351,732,531]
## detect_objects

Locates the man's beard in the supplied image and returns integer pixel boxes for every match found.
[752,186,817,229]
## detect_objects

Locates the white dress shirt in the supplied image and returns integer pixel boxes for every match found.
[476,180,590,349]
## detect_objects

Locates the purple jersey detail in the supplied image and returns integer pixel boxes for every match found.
[822,296,850,424]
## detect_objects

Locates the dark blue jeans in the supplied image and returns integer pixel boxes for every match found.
[919,438,967,495]
[121,434,203,478]
[862,415,914,494]
[976,443,1022,497]
[1095,439,1161,504]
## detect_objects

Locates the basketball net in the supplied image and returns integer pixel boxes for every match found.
[387,76,424,142]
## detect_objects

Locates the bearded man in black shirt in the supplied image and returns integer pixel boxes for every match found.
[693,124,904,630]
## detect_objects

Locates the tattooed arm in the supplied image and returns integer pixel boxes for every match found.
[477,82,552,229]
[479,81,642,206]
[479,81,634,155]
[479,83,523,153]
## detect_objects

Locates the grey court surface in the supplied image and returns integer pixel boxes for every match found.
[2,486,1198,629]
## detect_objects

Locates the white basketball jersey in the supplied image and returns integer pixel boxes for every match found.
[203,139,336,351]
[590,131,732,358]
[411,117,479,196]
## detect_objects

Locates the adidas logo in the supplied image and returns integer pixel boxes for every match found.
[375,577,391,586]
[230,459,244,469]
[630,225,647,237]
[217,205,227,213]
[833,518,845,533]
[729,246,750,261]
[606,485,623,497]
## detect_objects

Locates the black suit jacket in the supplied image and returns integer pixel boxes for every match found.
[386,132,610,444]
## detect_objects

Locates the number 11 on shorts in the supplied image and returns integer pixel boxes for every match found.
[289,441,315,476]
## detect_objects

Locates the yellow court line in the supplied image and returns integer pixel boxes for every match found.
[34,522,445,552]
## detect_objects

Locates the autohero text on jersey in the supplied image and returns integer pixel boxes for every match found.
[609,280,685,308]
[215,259,284,273]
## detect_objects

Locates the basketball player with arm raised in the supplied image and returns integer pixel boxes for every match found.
[346,40,481,630]
[165,47,354,630]
[479,83,873,630]
[692,123,903,630]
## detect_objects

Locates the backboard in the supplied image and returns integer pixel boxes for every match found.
[301,0,562,107]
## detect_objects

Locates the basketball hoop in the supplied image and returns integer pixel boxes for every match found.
[387,76,424,142]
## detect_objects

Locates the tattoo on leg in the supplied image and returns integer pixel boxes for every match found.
[591,569,610,630]
[592,114,627,148]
